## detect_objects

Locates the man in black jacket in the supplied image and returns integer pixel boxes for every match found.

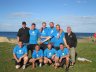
[17,22,30,44]
[64,26,77,66]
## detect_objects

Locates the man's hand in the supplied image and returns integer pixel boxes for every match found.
[18,57,22,63]
[48,59,52,64]
[59,58,62,63]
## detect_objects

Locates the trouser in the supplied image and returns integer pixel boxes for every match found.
[69,47,75,63]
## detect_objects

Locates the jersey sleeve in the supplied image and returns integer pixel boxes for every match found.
[24,46,27,54]
[65,48,69,55]
[44,49,47,57]
[32,51,36,58]
[13,46,17,54]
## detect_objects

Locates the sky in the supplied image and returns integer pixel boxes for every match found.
[0,0,96,32]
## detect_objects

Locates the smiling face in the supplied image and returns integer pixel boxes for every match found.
[67,26,71,33]
[48,43,52,50]
[56,25,60,31]
[31,24,36,30]
[18,41,23,48]
[60,44,64,50]
[35,45,40,51]
[42,22,46,28]
[49,22,54,28]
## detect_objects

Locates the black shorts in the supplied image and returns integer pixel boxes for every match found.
[54,47,60,50]
[40,44,47,50]
[59,58,66,67]
[15,59,24,66]
[27,44,36,53]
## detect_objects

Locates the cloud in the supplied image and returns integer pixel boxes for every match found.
[8,12,32,18]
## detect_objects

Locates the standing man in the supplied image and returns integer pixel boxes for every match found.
[64,26,77,66]
[13,41,28,69]
[28,23,40,54]
[39,22,49,50]
[17,21,30,44]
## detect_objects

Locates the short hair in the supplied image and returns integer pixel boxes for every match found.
[18,40,23,44]
[60,43,64,46]
[56,24,60,27]
[31,23,36,26]
[22,21,26,25]
[35,44,40,47]
[42,22,46,25]
[50,22,54,24]
[48,43,52,45]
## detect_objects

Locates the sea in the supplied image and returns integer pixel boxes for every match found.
[0,32,94,39]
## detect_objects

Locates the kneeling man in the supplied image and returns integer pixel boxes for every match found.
[29,44,43,69]
[55,43,69,71]
[44,43,56,65]
[13,41,28,69]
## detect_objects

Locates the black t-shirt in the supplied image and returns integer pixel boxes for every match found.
[17,27,30,43]
[65,32,77,48]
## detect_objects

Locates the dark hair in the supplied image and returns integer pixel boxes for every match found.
[35,44,40,47]
[18,40,23,43]
[50,22,54,24]
[22,21,26,25]
[31,23,36,26]
[60,43,64,46]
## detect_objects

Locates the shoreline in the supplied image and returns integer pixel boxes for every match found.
[0,36,92,44]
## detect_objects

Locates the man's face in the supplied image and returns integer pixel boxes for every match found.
[67,27,71,33]
[49,23,54,28]
[48,44,52,50]
[42,23,46,28]
[60,45,64,50]
[31,25,35,29]
[18,42,23,48]
[56,26,60,31]
[35,45,40,51]
[22,24,26,28]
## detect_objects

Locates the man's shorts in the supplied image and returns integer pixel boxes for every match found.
[27,44,36,53]
[15,58,24,66]
[40,44,47,50]
[59,58,66,67]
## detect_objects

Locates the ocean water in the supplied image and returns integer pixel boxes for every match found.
[0,32,94,39]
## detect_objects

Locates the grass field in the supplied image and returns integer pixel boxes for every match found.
[0,41,96,72]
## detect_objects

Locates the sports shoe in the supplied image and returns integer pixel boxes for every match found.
[22,64,26,69]
[15,65,20,69]
[39,63,42,67]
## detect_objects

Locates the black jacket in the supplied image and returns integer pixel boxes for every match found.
[17,27,30,43]
[65,32,77,48]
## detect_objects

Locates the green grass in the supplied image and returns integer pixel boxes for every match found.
[0,42,96,72]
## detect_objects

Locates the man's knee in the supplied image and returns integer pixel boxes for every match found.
[24,56,28,61]
[39,58,43,63]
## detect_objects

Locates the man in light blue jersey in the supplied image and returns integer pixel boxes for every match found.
[39,22,49,50]
[55,43,69,71]
[13,41,28,69]
[29,44,43,69]
[44,43,56,65]
[28,23,40,54]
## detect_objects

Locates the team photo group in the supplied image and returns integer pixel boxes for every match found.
[13,21,77,71]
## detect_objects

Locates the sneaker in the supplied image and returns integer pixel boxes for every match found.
[22,65,26,69]
[15,65,20,69]
[39,63,42,67]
